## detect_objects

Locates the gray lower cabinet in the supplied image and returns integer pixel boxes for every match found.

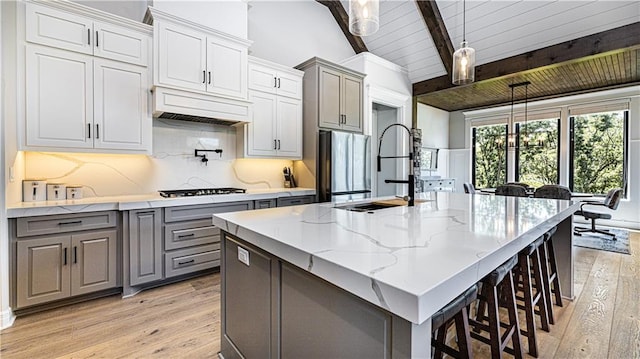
[221,233,393,359]
[128,209,162,286]
[276,195,314,207]
[16,228,117,308]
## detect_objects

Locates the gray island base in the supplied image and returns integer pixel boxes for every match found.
[214,193,580,358]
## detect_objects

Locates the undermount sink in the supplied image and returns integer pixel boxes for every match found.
[334,201,403,213]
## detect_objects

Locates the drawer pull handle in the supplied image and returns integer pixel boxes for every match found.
[178,233,195,238]
[178,259,195,265]
[58,220,82,226]
[63,248,68,265]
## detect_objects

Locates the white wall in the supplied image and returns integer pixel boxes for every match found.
[416,103,450,179]
[152,0,248,39]
[75,0,150,22]
[248,1,354,67]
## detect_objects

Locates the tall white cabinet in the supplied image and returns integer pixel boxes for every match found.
[239,57,303,159]
[23,1,152,153]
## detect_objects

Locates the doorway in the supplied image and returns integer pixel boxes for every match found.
[373,103,400,197]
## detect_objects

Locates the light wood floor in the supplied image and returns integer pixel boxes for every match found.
[1,232,638,359]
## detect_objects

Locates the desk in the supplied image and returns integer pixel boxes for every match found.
[214,193,581,358]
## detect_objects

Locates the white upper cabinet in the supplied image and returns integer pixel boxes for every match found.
[23,1,152,153]
[26,45,93,149]
[27,3,148,66]
[94,58,150,151]
[152,10,249,100]
[241,57,304,159]
[157,21,207,92]
[249,60,302,99]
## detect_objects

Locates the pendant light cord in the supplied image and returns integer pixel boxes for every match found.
[463,0,466,42]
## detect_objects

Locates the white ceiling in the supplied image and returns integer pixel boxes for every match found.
[354,0,640,84]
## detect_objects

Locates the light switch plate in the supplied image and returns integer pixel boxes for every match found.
[238,247,250,266]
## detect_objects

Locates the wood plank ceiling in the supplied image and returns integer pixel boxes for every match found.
[318,0,640,112]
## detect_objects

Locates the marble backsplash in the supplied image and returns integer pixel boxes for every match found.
[23,119,296,198]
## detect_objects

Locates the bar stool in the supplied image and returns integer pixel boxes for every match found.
[538,226,563,324]
[469,255,523,359]
[431,284,479,359]
[513,236,550,357]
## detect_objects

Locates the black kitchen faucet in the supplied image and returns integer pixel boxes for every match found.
[376,124,415,207]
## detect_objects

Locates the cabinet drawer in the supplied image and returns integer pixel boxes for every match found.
[165,244,220,278]
[276,196,314,207]
[17,212,117,237]
[164,219,220,250]
[164,201,253,223]
[254,199,277,209]
[26,3,93,55]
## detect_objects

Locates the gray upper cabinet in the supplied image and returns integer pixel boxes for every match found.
[128,209,162,286]
[297,57,364,133]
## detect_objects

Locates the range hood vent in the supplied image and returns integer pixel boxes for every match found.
[157,112,242,126]
[152,86,251,126]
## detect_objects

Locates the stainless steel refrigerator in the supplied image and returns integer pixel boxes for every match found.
[318,130,371,202]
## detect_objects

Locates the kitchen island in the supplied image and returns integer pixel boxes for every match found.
[213,192,581,358]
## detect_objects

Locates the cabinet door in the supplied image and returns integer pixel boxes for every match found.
[94,58,150,151]
[71,230,117,296]
[318,66,342,129]
[276,71,303,100]
[341,74,363,132]
[157,21,206,92]
[26,45,93,148]
[26,3,93,55]
[246,92,277,157]
[206,37,247,99]
[94,21,148,66]
[129,209,162,286]
[248,62,277,94]
[16,236,70,308]
[276,97,302,158]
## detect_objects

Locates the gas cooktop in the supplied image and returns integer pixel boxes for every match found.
[158,188,246,198]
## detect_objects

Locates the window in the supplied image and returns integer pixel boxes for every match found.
[570,110,628,195]
[515,118,560,187]
[472,124,507,188]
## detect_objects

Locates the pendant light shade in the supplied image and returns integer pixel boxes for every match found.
[349,0,379,37]
[452,42,476,85]
[452,0,475,85]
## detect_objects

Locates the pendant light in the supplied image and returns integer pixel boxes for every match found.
[349,0,379,37]
[452,0,475,85]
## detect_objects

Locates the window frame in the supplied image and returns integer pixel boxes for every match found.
[514,118,561,185]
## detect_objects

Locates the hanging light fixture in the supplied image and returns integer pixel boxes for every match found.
[521,81,533,148]
[349,0,379,37]
[452,0,475,85]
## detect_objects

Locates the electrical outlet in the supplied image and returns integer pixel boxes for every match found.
[238,247,250,266]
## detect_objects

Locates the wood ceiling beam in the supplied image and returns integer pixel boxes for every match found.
[316,0,369,54]
[413,22,640,96]
[415,0,454,76]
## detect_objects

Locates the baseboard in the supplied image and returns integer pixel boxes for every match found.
[1,307,16,329]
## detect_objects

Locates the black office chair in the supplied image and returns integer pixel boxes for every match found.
[463,183,476,194]
[534,185,572,200]
[495,184,528,197]
[574,188,623,240]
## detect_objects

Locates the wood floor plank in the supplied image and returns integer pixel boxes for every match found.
[554,249,622,358]
[609,231,640,359]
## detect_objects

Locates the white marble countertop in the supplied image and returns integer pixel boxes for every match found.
[6,188,316,218]
[213,192,581,325]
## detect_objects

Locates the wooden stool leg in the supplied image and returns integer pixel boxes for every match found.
[486,286,502,359]
[547,239,563,307]
[518,254,538,357]
[504,273,524,359]
[454,307,473,359]
[538,240,556,325]
[432,324,446,359]
[532,247,550,332]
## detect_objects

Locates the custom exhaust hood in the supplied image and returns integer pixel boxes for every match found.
[152,86,252,126]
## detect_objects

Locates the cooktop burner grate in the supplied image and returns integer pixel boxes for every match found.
[158,188,247,198]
